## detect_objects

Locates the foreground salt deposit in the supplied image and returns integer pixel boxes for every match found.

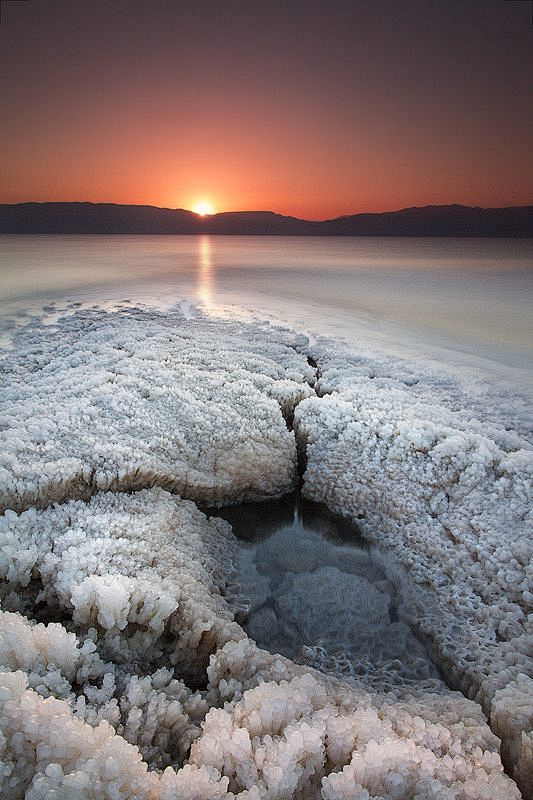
[294,345,532,794]
[0,306,531,798]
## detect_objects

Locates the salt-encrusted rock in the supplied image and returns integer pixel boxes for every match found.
[0,308,315,512]
[0,610,108,699]
[0,488,238,770]
[0,488,244,679]
[0,485,522,799]
[0,640,521,800]
[0,611,208,769]
[196,638,519,800]
[0,670,159,800]
[294,347,533,794]
[491,674,533,793]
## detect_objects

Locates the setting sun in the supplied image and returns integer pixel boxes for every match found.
[192,200,215,216]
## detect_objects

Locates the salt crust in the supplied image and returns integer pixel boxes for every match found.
[0,491,521,799]
[0,488,243,681]
[0,307,315,513]
[294,347,532,794]
[0,309,528,798]
[0,633,520,799]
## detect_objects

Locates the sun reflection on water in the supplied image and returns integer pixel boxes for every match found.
[197,235,213,306]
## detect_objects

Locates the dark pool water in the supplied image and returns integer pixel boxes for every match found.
[211,492,442,690]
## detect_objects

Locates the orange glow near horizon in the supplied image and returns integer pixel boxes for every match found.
[192,200,215,217]
[1,2,532,220]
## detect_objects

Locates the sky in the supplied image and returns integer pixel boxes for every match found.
[1,0,532,219]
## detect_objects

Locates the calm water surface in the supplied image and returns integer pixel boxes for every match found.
[210,492,441,688]
[1,235,532,380]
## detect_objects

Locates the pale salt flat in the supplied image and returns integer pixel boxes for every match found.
[0,236,531,798]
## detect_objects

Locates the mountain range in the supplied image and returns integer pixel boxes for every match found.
[1,202,532,236]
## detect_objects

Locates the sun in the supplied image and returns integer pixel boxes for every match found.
[192,200,215,216]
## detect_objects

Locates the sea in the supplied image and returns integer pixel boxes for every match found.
[1,234,532,394]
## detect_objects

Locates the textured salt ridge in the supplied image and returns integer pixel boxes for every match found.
[0,491,520,799]
[0,307,315,513]
[0,308,527,798]
[294,346,532,795]
[0,489,244,684]
[305,341,532,441]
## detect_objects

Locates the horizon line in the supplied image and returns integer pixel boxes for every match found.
[2,199,533,225]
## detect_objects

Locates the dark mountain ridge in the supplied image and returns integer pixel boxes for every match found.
[1,201,532,236]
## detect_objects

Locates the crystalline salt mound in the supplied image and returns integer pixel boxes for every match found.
[0,488,244,680]
[0,483,521,799]
[0,308,314,513]
[1,656,519,800]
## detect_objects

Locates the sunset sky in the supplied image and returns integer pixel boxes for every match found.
[1,0,532,220]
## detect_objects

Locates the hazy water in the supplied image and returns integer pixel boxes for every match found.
[1,234,532,381]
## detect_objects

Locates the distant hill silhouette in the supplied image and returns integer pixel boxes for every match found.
[319,205,533,237]
[0,202,532,236]
[0,203,201,234]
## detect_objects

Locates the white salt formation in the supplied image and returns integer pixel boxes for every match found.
[0,489,243,681]
[0,653,519,800]
[1,489,519,798]
[0,307,314,513]
[294,345,532,795]
[0,307,529,798]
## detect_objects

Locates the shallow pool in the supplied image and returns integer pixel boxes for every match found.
[211,492,443,691]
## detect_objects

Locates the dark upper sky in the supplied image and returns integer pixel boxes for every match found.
[1,0,532,219]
